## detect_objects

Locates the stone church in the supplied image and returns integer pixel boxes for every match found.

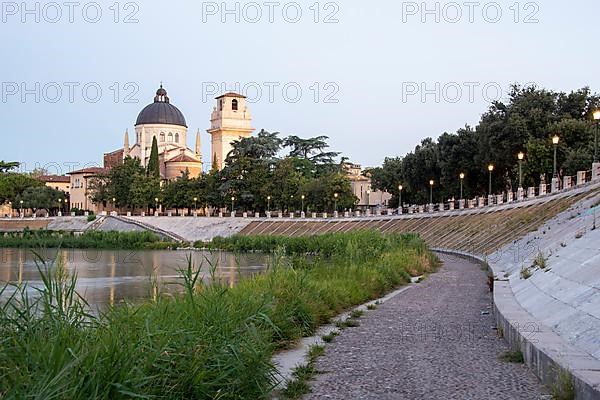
[104,85,255,178]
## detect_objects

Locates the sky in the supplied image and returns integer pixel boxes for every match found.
[1,0,599,175]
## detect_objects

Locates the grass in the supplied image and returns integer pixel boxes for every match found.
[281,345,325,399]
[499,350,524,363]
[321,331,339,343]
[520,265,533,280]
[0,229,179,249]
[0,231,438,399]
[532,251,547,269]
[551,368,576,400]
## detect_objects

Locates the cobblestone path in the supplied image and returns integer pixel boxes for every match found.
[306,254,547,400]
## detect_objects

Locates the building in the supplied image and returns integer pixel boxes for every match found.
[344,163,392,209]
[70,85,255,213]
[111,85,204,180]
[207,92,255,171]
[37,175,71,194]
[67,167,109,211]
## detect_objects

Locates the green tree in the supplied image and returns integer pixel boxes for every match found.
[16,186,63,214]
[147,136,160,178]
[106,157,146,210]
[0,173,44,204]
[0,161,19,173]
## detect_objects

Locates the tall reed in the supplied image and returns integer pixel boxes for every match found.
[0,231,437,399]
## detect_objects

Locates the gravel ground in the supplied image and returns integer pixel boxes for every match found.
[305,254,548,400]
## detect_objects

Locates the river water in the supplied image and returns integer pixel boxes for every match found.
[0,248,270,310]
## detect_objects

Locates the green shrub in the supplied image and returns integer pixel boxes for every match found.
[0,230,176,249]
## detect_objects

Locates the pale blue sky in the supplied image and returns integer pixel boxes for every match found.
[1,0,598,174]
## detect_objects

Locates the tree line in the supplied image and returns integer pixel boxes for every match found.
[0,161,66,215]
[88,131,357,214]
[369,85,600,206]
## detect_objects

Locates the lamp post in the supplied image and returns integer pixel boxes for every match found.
[231,196,235,213]
[301,195,305,214]
[552,135,560,178]
[488,164,494,196]
[429,180,434,205]
[518,152,525,189]
[267,196,271,212]
[334,193,338,212]
[20,200,24,218]
[8,201,12,217]
[366,190,371,213]
[155,197,159,214]
[193,197,197,214]
[58,198,62,216]
[398,185,403,214]
[593,110,600,163]
[459,173,465,201]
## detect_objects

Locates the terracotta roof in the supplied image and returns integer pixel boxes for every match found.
[38,175,70,183]
[167,154,201,163]
[68,167,109,176]
[215,92,246,99]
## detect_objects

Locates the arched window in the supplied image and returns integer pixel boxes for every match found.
[232,99,238,111]
[168,133,173,143]
[160,132,165,142]
[175,133,179,143]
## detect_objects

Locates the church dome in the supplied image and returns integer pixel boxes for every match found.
[135,85,187,128]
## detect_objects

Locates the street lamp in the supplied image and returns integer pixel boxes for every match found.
[267,196,271,212]
[398,185,403,213]
[488,164,494,195]
[193,197,198,213]
[20,200,24,217]
[58,198,62,216]
[231,196,235,212]
[301,195,305,213]
[429,180,434,205]
[366,190,371,212]
[552,135,560,178]
[334,193,339,212]
[593,110,600,162]
[518,152,525,189]
[155,197,159,214]
[459,173,465,201]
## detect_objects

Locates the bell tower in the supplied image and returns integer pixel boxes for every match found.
[207,92,255,170]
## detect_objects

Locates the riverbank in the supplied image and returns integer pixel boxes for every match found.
[0,231,437,399]
[0,230,179,250]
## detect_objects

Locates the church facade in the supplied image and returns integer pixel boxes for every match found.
[69,85,255,212]
[103,85,255,178]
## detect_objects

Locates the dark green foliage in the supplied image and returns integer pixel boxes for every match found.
[15,186,64,212]
[499,350,525,363]
[371,86,600,204]
[0,230,175,249]
[0,172,45,204]
[147,136,160,178]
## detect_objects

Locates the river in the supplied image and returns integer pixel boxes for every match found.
[0,248,270,310]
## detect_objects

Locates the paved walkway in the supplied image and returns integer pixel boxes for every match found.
[306,254,547,400]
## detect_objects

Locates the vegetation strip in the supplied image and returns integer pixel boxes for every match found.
[0,231,437,399]
[0,229,178,249]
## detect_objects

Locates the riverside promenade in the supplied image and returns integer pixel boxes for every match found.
[306,254,547,400]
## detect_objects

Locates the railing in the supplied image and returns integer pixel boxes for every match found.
[6,165,599,221]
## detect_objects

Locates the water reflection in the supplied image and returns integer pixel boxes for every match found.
[0,248,269,310]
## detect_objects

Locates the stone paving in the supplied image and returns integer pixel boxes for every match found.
[305,254,548,400]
